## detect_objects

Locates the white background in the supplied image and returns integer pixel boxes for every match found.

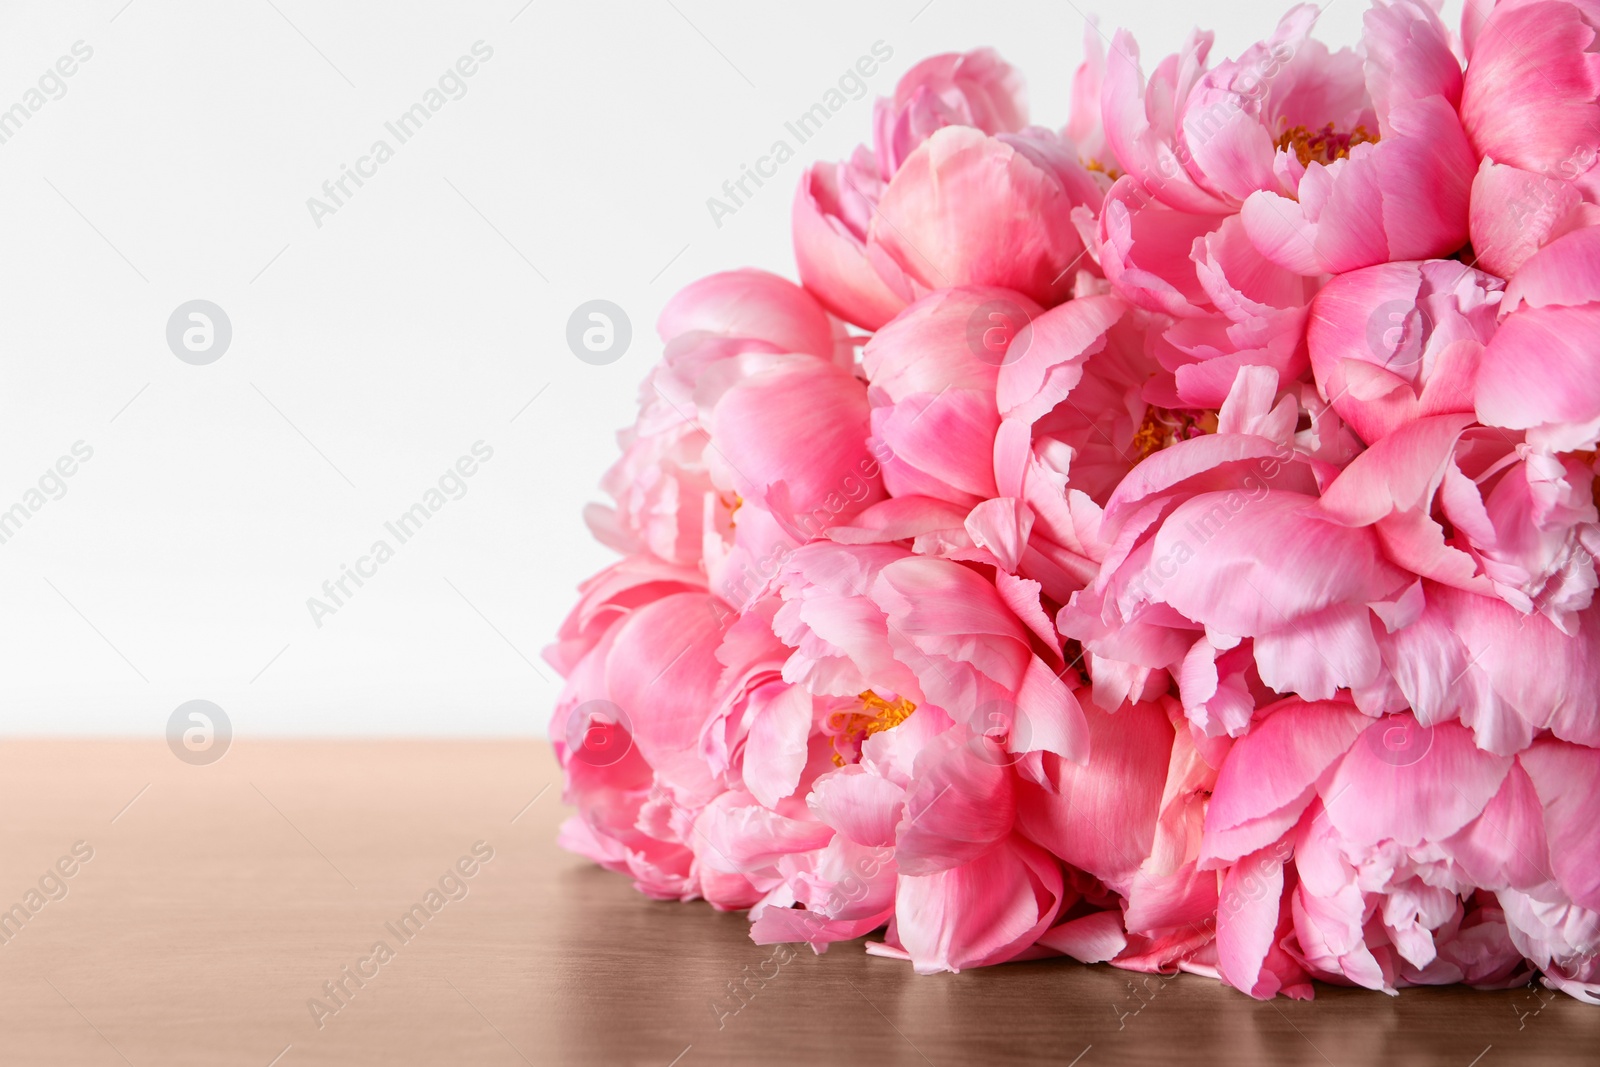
[0,0,1461,735]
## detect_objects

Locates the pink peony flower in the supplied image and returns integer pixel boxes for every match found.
[1239,2,1474,275]
[712,547,1093,971]
[1060,366,1387,724]
[1476,226,1600,452]
[795,52,1107,329]
[1459,0,1600,185]
[590,268,894,611]
[746,707,1070,973]
[768,540,1088,765]
[793,49,1029,329]
[1468,159,1600,279]
[1312,414,1599,633]
[1203,703,1537,995]
[858,286,1024,507]
[551,19,1600,1005]
[1307,258,1501,446]
[589,269,844,569]
[1377,583,1600,755]
[546,566,729,901]
[1102,3,1472,278]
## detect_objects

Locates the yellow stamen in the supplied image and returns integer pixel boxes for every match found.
[829,690,917,767]
[1086,158,1124,181]
[1275,123,1378,167]
[1133,407,1218,461]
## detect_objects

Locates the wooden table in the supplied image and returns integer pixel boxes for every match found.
[1,740,1594,1066]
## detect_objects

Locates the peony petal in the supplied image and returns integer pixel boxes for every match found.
[1322,716,1512,848]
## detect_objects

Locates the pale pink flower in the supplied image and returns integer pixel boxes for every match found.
[590,270,844,570]
[839,288,1155,607]
[1377,583,1600,755]
[858,286,1022,507]
[1203,703,1534,995]
[747,704,1072,972]
[1468,159,1600,279]
[1060,366,1387,724]
[1240,2,1474,275]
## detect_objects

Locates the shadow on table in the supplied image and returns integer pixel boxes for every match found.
[541,863,1599,1067]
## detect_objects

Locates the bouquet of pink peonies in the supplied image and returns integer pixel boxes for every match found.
[547,1,1600,1002]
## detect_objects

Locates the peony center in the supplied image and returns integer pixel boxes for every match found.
[1085,158,1124,181]
[827,690,917,767]
[1133,407,1218,461]
[1275,123,1378,167]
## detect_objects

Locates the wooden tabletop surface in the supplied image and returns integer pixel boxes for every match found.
[0,739,1594,1066]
